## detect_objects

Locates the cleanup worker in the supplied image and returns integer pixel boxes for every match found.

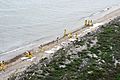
[75,33,78,40]
[25,51,33,59]
[85,19,93,26]
[85,20,88,26]
[0,61,5,71]
[88,20,91,26]
[68,32,72,39]
[90,20,93,26]
[88,20,93,26]
[64,29,67,37]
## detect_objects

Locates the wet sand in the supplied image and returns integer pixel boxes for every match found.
[0,7,120,80]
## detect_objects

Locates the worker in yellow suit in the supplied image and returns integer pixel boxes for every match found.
[68,32,72,39]
[0,61,5,71]
[25,51,33,59]
[75,33,78,40]
[84,20,88,26]
[85,20,93,26]
[89,20,93,26]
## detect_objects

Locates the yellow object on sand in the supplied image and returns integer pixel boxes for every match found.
[28,54,33,59]
[75,33,78,40]
[25,51,33,59]
[84,20,93,26]
[0,61,5,71]
[88,20,90,26]
[85,20,88,26]
[68,32,72,39]
[89,20,93,26]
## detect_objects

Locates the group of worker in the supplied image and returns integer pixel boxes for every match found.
[0,51,33,71]
[0,61,5,71]
[0,51,34,71]
[64,19,93,39]
[64,29,78,40]
[0,20,93,72]
[24,51,33,59]
[84,20,93,26]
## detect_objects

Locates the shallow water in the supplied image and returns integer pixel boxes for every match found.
[0,0,120,53]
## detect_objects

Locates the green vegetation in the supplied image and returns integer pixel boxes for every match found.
[9,17,120,80]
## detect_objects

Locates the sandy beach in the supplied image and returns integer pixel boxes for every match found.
[0,6,120,80]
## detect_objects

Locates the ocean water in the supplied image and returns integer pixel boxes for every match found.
[0,0,120,54]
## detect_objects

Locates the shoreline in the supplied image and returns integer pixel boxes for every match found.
[0,5,120,80]
[0,4,120,61]
[0,4,119,61]
[10,16,120,80]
